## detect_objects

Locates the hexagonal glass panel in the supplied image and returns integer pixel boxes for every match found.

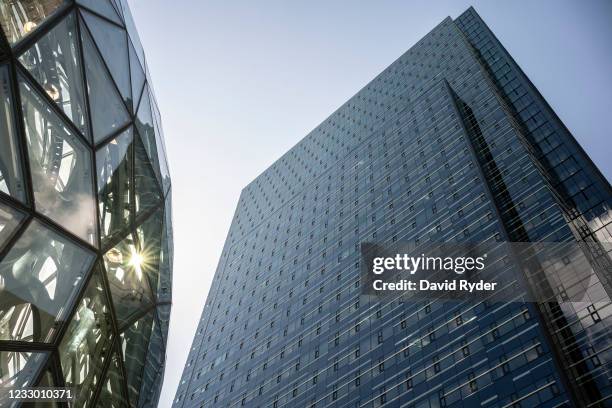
[96,126,132,246]
[0,219,95,342]
[0,65,26,203]
[0,0,66,44]
[59,266,113,407]
[19,77,97,246]
[97,350,129,408]
[103,231,154,326]
[19,12,89,140]
[0,201,25,251]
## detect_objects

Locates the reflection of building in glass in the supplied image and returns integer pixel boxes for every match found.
[0,1,172,406]
[173,7,611,408]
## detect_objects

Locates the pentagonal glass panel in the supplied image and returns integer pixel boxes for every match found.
[138,318,163,406]
[76,0,121,26]
[0,219,95,342]
[18,12,89,140]
[0,65,27,203]
[0,201,25,251]
[97,350,129,408]
[0,0,65,44]
[103,232,154,326]
[120,311,153,406]
[134,130,161,216]
[59,266,113,408]
[81,9,130,108]
[19,77,97,246]
[80,22,129,144]
[128,38,144,112]
[96,126,132,246]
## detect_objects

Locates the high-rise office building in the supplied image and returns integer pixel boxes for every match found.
[0,1,172,407]
[174,7,611,408]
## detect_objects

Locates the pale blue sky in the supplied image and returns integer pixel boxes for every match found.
[126,1,612,406]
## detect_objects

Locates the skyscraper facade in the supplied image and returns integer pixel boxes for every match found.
[0,1,172,407]
[174,7,610,408]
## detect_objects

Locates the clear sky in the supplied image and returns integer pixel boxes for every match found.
[126,1,612,406]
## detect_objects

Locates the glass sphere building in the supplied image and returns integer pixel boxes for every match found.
[0,1,172,407]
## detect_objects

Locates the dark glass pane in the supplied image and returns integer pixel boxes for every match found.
[128,37,144,112]
[157,304,170,347]
[140,364,164,408]
[19,77,97,245]
[0,219,95,342]
[0,351,47,387]
[19,12,89,139]
[97,350,129,408]
[80,23,129,144]
[137,317,163,407]
[120,311,153,406]
[134,130,161,216]
[157,193,172,302]
[0,201,25,251]
[0,65,26,202]
[103,231,154,326]
[0,0,65,44]
[76,0,121,26]
[59,266,113,407]
[96,126,132,246]
[81,9,130,107]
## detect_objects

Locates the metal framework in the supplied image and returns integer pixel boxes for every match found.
[0,1,172,407]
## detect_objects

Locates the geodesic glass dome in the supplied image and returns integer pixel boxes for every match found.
[0,1,172,406]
